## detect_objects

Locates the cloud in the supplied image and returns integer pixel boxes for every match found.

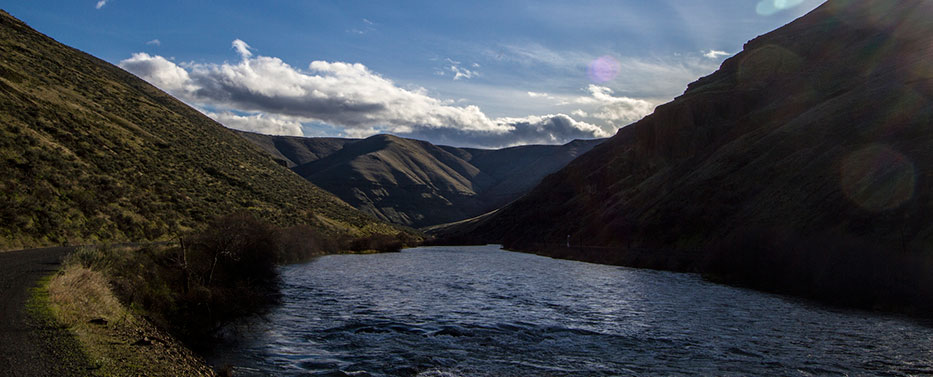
[349,19,377,35]
[396,114,610,148]
[119,40,612,147]
[527,91,549,98]
[756,0,805,16]
[446,58,478,81]
[561,85,656,125]
[146,39,161,46]
[492,43,720,99]
[95,0,108,9]
[231,39,252,59]
[703,50,730,59]
[205,111,303,136]
[119,52,194,94]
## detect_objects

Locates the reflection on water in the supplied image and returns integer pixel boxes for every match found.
[212,245,933,376]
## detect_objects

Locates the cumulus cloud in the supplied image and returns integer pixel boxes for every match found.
[95,0,108,9]
[703,50,730,59]
[205,112,304,136]
[146,39,161,46]
[119,40,611,147]
[120,52,194,93]
[397,114,609,149]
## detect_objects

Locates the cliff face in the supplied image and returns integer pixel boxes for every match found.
[458,0,933,257]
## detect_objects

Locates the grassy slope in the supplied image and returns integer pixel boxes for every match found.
[0,10,399,249]
[458,0,933,253]
[245,132,603,227]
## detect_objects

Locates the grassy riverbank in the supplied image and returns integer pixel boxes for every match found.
[41,265,216,376]
[34,213,418,375]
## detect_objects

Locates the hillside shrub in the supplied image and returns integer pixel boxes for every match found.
[67,213,418,350]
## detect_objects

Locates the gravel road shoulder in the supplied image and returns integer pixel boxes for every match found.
[0,246,93,377]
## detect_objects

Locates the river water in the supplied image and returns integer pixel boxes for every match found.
[212,245,933,376]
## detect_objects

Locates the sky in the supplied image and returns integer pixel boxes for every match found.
[5,0,824,148]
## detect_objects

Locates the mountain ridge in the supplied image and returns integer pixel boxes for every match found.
[240,131,604,227]
[443,0,933,257]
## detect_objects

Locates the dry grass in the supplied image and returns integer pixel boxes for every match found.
[48,265,216,376]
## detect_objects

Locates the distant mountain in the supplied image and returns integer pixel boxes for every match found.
[241,132,603,227]
[444,0,933,265]
[0,10,400,249]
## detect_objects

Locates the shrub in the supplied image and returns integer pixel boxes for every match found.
[345,233,405,253]
[65,212,418,350]
[275,224,338,263]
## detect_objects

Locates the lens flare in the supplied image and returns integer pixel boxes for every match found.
[587,56,621,83]
[756,0,805,16]
[840,145,916,212]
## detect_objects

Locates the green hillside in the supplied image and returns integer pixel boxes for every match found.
[243,132,602,227]
[0,10,399,249]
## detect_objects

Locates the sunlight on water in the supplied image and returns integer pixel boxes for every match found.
[840,145,916,212]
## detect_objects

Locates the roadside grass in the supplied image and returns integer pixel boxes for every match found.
[45,262,216,376]
[33,213,418,375]
[26,273,98,376]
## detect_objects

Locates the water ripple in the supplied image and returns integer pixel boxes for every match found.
[211,246,933,376]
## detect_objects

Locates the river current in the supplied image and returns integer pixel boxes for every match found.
[211,245,933,376]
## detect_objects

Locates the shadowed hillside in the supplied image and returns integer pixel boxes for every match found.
[440,0,933,309]
[0,10,402,249]
[242,132,603,227]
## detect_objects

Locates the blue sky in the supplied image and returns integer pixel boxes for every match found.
[5,0,824,148]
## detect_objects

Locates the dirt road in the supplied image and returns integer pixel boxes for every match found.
[0,246,90,377]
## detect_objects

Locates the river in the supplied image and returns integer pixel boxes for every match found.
[210,245,933,376]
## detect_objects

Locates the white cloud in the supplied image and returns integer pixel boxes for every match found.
[756,0,805,16]
[119,40,612,147]
[703,50,730,59]
[490,42,724,99]
[206,112,303,136]
[446,58,478,81]
[560,85,656,126]
[232,39,252,59]
[95,0,108,9]
[571,109,589,118]
[397,114,609,148]
[146,39,161,46]
[119,52,194,94]
[527,91,549,98]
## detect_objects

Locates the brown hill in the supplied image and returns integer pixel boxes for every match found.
[242,132,602,227]
[443,0,933,309]
[0,10,400,249]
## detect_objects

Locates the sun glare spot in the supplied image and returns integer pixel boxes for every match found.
[587,56,621,84]
[840,145,916,212]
